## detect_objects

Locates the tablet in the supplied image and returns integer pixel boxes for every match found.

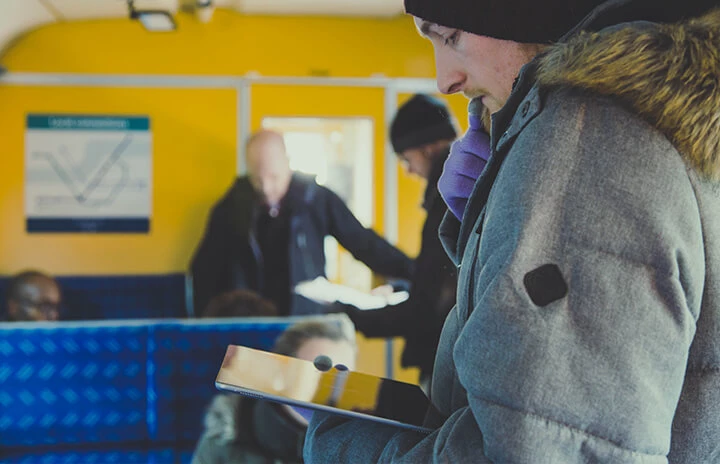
[215,345,434,434]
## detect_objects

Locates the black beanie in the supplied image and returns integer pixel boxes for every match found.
[390,94,457,154]
[404,0,607,44]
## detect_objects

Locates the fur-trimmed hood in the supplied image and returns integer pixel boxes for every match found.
[537,8,720,179]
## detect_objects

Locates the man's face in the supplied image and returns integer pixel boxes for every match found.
[246,135,293,208]
[8,277,61,322]
[399,147,432,179]
[415,18,539,114]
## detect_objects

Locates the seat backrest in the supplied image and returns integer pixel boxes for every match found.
[0,316,335,461]
[0,321,151,450]
[151,319,289,445]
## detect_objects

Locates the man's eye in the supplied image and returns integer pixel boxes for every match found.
[444,31,460,46]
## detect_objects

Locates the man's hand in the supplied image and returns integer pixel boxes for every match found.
[438,98,492,220]
[370,284,395,297]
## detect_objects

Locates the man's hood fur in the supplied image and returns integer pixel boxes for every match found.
[537,8,720,179]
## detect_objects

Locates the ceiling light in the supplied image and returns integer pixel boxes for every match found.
[196,0,215,23]
[128,0,177,32]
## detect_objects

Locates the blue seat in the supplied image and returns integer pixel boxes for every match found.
[0,323,150,449]
[152,320,287,448]
[0,316,338,463]
[5,448,175,464]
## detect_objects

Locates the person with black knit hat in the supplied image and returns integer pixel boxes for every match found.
[306,0,720,462]
[334,94,474,390]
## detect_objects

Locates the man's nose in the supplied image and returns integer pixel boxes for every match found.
[435,52,465,95]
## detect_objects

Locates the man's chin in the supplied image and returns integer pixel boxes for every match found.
[463,90,484,100]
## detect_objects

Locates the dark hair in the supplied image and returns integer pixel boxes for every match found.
[273,319,356,357]
[202,290,278,318]
[6,270,56,304]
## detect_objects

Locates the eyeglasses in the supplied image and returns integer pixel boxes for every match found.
[17,298,61,319]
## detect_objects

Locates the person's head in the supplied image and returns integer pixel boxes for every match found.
[5,270,61,322]
[390,94,458,179]
[202,290,278,318]
[405,0,603,113]
[273,318,357,371]
[245,130,293,209]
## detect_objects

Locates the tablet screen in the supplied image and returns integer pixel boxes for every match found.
[215,345,434,433]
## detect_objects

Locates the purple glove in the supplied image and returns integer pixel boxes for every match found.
[438,101,491,221]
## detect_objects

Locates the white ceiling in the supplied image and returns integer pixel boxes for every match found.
[0,0,406,59]
[228,0,404,17]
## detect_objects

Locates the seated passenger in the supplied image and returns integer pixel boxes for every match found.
[192,318,357,464]
[201,289,278,318]
[3,270,62,322]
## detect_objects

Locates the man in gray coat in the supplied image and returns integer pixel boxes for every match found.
[304,0,720,462]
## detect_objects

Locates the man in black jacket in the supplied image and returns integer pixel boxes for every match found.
[191,130,414,316]
[338,95,461,387]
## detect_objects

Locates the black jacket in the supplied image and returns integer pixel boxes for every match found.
[343,152,457,379]
[190,173,414,315]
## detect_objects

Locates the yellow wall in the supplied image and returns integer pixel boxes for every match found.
[1,10,436,77]
[0,86,237,274]
[0,9,447,276]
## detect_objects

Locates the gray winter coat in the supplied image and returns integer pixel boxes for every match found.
[304,6,720,463]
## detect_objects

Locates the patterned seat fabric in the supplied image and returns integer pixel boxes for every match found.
[0,319,295,464]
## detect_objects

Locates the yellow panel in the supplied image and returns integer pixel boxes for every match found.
[0,85,236,274]
[1,10,435,78]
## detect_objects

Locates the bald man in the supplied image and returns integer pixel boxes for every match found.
[191,130,414,316]
[4,270,62,322]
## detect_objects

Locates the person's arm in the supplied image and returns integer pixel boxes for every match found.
[345,203,454,339]
[305,92,703,462]
[324,189,414,279]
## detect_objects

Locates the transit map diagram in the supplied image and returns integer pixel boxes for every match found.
[25,115,152,233]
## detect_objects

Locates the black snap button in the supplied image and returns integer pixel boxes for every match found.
[520,101,530,117]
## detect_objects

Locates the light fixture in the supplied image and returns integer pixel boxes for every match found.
[128,0,177,32]
[196,0,215,24]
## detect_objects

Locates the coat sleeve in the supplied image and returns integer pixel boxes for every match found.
[343,299,411,338]
[324,188,414,280]
[346,201,455,339]
[304,92,705,462]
